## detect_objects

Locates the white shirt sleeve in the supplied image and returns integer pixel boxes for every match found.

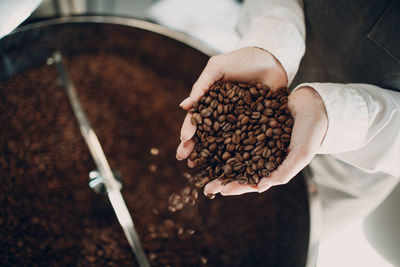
[236,0,306,85]
[0,0,42,39]
[294,83,400,177]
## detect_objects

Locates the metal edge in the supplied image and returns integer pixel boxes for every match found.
[10,16,218,57]
[9,15,321,267]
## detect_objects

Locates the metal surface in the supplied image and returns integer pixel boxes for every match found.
[50,51,150,267]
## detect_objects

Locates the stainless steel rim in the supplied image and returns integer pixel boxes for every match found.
[11,15,321,266]
[11,16,218,57]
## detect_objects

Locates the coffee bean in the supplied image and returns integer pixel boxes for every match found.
[222,152,231,161]
[226,143,235,152]
[249,87,258,96]
[265,162,276,171]
[281,134,291,143]
[233,162,243,171]
[223,164,233,174]
[237,175,248,184]
[227,114,236,122]
[232,134,241,144]
[273,128,282,136]
[200,108,212,117]
[259,115,268,124]
[209,143,217,152]
[261,169,270,177]
[204,118,212,126]
[283,127,292,133]
[200,149,210,158]
[285,118,294,127]
[189,152,198,161]
[256,133,266,141]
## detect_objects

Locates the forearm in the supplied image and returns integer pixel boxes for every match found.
[295,83,400,176]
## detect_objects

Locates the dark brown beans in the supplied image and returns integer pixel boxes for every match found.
[187,81,292,188]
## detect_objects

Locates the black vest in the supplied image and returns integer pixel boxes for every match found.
[292,0,400,92]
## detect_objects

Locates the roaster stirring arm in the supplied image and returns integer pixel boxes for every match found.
[50,51,150,267]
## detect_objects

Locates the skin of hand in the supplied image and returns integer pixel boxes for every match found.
[176,46,328,196]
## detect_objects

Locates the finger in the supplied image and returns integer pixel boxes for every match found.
[176,139,195,160]
[204,179,224,195]
[179,57,224,110]
[220,181,259,196]
[180,113,197,142]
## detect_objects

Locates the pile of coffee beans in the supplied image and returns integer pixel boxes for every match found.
[188,81,293,187]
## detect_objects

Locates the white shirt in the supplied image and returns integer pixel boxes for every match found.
[236,0,400,179]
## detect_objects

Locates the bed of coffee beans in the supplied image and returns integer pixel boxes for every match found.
[188,81,293,188]
[0,23,308,267]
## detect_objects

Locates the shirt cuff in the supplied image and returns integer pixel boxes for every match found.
[293,83,369,154]
[236,15,305,85]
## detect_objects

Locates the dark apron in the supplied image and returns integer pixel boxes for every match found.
[292,0,400,92]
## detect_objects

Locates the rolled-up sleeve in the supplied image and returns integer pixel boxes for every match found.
[236,0,306,85]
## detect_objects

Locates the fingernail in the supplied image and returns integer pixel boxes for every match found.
[180,136,188,142]
[179,97,191,107]
[176,154,183,161]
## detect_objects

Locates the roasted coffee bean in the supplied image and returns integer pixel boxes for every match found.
[232,134,240,144]
[256,133,266,141]
[237,175,248,184]
[233,162,243,171]
[209,143,217,152]
[204,118,212,126]
[200,108,212,118]
[281,134,291,143]
[223,164,233,174]
[222,152,231,161]
[283,127,292,133]
[273,128,282,136]
[226,143,235,152]
[261,169,270,177]
[265,162,276,171]
[269,119,279,128]
[285,118,294,127]
[189,152,198,161]
[251,112,261,119]
[200,149,210,158]
[259,115,268,124]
